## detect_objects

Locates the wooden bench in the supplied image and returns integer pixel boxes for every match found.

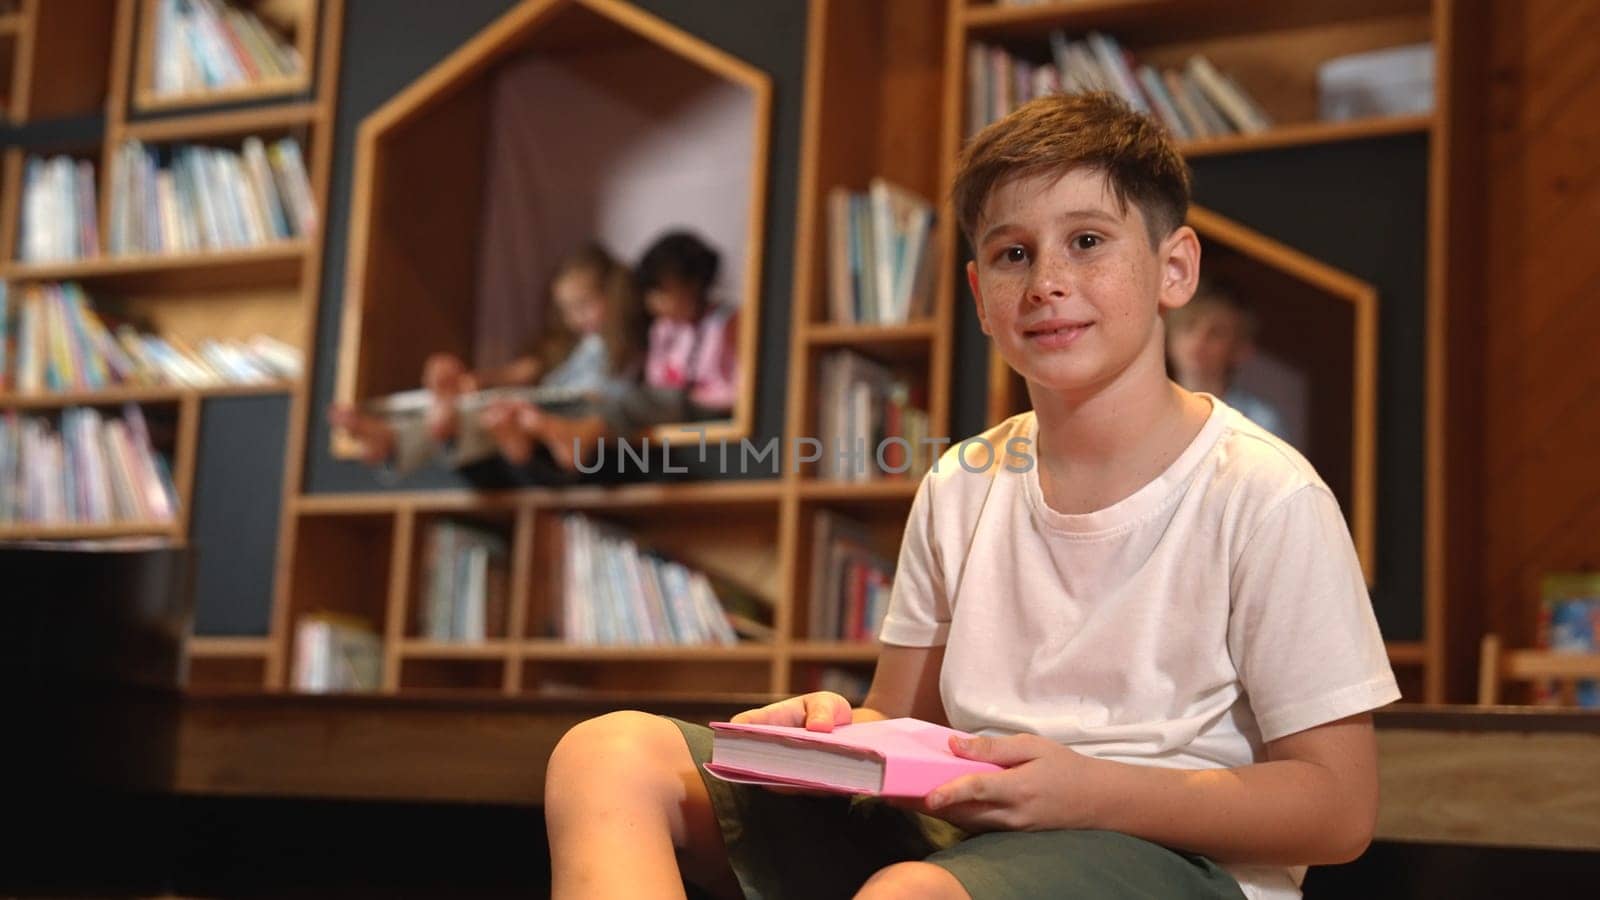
[166,693,1600,851]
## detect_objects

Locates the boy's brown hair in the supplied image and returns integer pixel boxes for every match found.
[952,91,1191,248]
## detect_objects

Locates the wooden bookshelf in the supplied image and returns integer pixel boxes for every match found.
[0,0,345,690]
[953,0,1488,702]
[3,0,117,124]
[131,0,320,113]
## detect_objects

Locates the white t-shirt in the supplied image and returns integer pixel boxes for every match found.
[879,396,1400,899]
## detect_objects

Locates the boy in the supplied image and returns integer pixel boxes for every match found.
[1165,282,1285,438]
[544,92,1399,900]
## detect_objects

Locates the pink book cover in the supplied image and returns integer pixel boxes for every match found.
[705,718,1002,798]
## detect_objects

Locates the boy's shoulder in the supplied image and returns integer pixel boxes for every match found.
[1203,400,1332,509]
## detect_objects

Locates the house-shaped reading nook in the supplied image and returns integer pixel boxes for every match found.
[335,0,772,450]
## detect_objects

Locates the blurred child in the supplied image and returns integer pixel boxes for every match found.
[1166,281,1285,437]
[485,230,741,469]
[328,243,645,475]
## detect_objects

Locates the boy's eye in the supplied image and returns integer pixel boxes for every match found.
[1071,234,1102,251]
[1000,245,1028,264]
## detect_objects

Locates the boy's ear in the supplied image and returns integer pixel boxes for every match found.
[967,260,992,336]
[1158,225,1202,312]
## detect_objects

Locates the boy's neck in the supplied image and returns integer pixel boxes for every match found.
[1027,348,1212,516]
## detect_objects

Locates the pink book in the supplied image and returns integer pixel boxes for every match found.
[705,718,1002,798]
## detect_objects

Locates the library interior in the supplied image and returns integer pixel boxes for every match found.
[3,0,1598,897]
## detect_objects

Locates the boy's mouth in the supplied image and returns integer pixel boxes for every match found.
[1022,318,1092,349]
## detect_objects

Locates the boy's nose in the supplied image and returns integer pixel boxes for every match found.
[1026,259,1070,304]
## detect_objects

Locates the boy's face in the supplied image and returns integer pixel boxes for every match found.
[967,168,1198,399]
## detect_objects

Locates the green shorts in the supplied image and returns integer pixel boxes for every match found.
[670,718,1247,900]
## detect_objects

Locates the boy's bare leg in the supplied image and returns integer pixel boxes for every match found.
[855,862,969,900]
[326,404,396,466]
[546,711,741,900]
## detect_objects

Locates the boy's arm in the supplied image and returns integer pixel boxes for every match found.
[927,712,1379,866]
[857,643,948,725]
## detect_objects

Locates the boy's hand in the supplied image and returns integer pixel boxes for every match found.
[916,733,1104,833]
[730,691,853,732]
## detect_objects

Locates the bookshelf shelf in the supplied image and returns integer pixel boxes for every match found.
[133,75,314,114]
[1,242,310,292]
[806,321,938,362]
[788,640,882,662]
[190,636,273,657]
[398,640,517,660]
[119,101,320,143]
[0,520,182,541]
[0,381,294,410]
[549,479,786,513]
[1179,113,1433,159]
[963,0,1432,40]
[1386,641,1427,666]
[797,479,920,503]
[522,641,776,663]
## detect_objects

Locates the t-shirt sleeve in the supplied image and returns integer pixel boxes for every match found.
[878,476,951,647]
[1228,485,1401,742]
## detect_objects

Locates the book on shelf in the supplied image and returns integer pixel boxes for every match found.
[1535,573,1600,708]
[555,512,752,647]
[808,509,894,642]
[109,136,318,256]
[815,350,931,482]
[151,0,305,98]
[0,403,178,527]
[1317,43,1435,121]
[705,718,1001,798]
[292,611,382,693]
[798,665,872,705]
[825,178,937,326]
[418,519,510,642]
[19,155,101,264]
[0,281,302,392]
[968,31,1274,141]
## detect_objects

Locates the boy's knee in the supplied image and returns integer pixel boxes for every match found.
[546,711,683,805]
[855,862,969,900]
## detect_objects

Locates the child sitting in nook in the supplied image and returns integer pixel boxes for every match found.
[483,229,741,469]
[1165,280,1286,439]
[327,242,646,476]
